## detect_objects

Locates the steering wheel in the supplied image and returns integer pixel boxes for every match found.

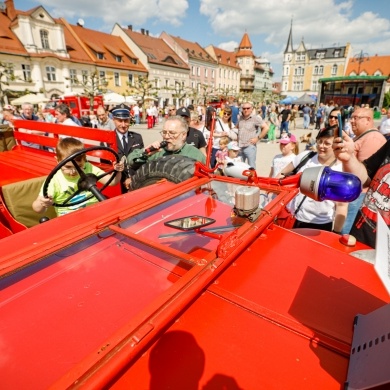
[43,146,119,208]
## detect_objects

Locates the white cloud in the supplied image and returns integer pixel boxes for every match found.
[218,41,239,52]
[40,0,189,28]
[199,0,390,52]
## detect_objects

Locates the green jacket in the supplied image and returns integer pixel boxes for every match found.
[127,143,206,167]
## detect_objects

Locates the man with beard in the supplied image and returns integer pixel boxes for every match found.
[127,116,206,169]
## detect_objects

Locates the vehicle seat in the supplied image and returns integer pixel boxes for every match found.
[2,176,56,228]
[0,124,16,152]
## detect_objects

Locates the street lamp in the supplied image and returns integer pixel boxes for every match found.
[353,50,369,75]
[352,50,369,106]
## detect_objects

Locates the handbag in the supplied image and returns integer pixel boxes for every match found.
[217,118,237,141]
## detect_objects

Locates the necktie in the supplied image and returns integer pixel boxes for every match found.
[122,135,128,151]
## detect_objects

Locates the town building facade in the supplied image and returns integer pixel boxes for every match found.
[281,21,350,98]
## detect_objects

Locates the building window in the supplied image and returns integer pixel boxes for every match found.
[331,64,338,75]
[212,69,215,79]
[314,66,318,75]
[114,72,120,86]
[69,69,77,84]
[197,67,200,76]
[45,66,56,81]
[22,64,31,81]
[97,52,104,60]
[205,68,208,77]
[82,70,88,83]
[115,55,122,63]
[128,74,133,86]
[99,71,106,85]
[312,80,318,91]
[40,30,50,49]
[192,66,195,76]
[334,50,340,58]
[319,65,324,75]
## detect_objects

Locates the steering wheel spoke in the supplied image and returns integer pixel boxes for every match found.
[96,169,115,181]
[43,146,119,208]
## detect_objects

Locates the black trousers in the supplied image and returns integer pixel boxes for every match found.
[293,219,333,232]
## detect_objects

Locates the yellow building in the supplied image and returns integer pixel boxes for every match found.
[281,21,351,98]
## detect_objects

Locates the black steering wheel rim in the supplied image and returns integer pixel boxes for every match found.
[43,146,119,208]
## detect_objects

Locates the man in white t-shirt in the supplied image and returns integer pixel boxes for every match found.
[378,108,390,140]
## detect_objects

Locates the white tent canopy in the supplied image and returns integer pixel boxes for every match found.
[125,96,137,105]
[11,94,49,105]
[103,92,125,105]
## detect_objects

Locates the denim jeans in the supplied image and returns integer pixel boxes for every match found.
[240,144,257,168]
[341,192,365,234]
[280,121,289,134]
[303,114,310,129]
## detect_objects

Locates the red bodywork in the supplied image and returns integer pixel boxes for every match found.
[0,120,388,389]
[45,96,104,118]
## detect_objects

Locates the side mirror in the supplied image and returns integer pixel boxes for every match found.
[300,166,361,202]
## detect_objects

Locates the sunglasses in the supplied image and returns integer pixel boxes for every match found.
[329,115,339,119]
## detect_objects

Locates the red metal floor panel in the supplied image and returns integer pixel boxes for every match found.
[211,225,389,344]
[0,233,190,389]
[116,291,349,389]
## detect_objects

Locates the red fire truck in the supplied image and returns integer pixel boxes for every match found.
[0,117,389,389]
[44,95,104,118]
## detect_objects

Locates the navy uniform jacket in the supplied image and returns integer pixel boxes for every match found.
[115,130,144,191]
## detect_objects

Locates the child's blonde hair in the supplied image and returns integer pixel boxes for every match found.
[56,137,86,162]
[219,136,230,147]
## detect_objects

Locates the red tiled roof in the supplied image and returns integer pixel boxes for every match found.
[171,35,216,64]
[68,24,147,73]
[239,33,252,49]
[346,54,390,76]
[123,29,189,70]
[212,46,240,69]
[236,32,255,58]
[0,12,28,56]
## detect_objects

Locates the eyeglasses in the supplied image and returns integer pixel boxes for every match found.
[350,116,369,121]
[223,113,231,116]
[160,130,184,138]
[329,115,339,120]
[169,109,176,112]
[242,107,252,110]
[316,140,333,148]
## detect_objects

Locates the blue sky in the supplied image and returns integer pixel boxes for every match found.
[15,0,390,80]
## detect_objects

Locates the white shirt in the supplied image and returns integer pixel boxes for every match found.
[270,153,295,178]
[379,117,390,135]
[287,151,342,224]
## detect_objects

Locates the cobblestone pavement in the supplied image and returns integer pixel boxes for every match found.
[130,115,384,177]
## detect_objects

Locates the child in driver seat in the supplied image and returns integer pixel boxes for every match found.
[32,137,124,217]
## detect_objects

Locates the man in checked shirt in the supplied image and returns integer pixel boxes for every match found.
[237,101,269,168]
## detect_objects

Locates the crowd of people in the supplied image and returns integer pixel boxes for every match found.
[1,98,389,250]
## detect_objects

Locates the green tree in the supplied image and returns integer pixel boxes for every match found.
[215,86,237,101]
[171,82,193,107]
[127,76,159,122]
[69,70,109,109]
[383,90,390,109]
[0,61,17,106]
[189,83,216,105]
